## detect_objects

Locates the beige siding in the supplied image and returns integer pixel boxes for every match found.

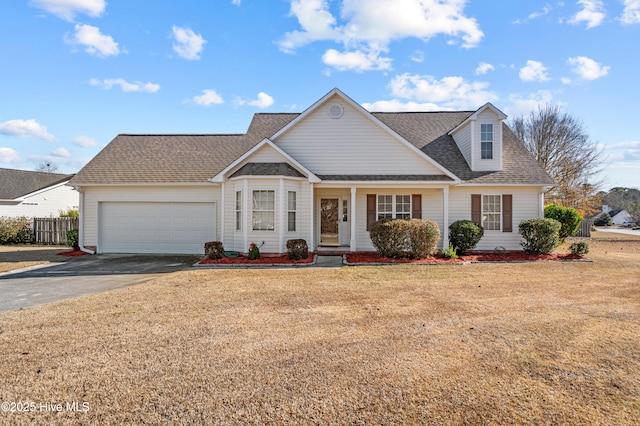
[274,94,443,175]
[449,186,543,250]
[451,124,472,168]
[245,144,288,163]
[472,110,502,172]
[81,186,220,247]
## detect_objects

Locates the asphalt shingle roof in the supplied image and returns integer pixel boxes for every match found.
[70,109,554,186]
[0,168,73,200]
[230,163,305,178]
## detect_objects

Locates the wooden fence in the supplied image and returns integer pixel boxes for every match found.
[33,217,79,245]
[574,219,592,238]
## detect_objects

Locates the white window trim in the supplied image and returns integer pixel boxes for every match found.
[252,190,275,231]
[376,194,412,221]
[287,191,297,232]
[482,194,501,231]
[480,123,493,160]
[235,190,242,232]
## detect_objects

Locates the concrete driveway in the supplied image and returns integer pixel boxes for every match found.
[0,254,201,312]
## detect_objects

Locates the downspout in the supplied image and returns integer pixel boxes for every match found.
[76,188,95,255]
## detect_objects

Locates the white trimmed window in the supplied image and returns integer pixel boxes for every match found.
[481,123,493,160]
[482,195,501,231]
[288,191,296,232]
[235,191,242,231]
[252,190,275,231]
[377,195,412,220]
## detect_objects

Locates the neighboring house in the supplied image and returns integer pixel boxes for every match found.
[0,168,78,218]
[69,89,555,254]
[598,205,633,225]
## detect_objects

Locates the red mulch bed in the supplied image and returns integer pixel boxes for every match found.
[57,249,90,257]
[198,253,315,265]
[346,251,584,264]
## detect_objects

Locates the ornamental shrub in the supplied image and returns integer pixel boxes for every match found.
[66,229,79,249]
[448,220,484,255]
[370,219,440,259]
[569,241,590,256]
[544,204,583,243]
[0,216,33,245]
[204,241,224,259]
[518,218,561,254]
[286,239,308,260]
[441,244,458,259]
[594,212,613,227]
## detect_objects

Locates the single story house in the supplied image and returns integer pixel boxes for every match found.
[598,205,633,226]
[69,88,555,254]
[0,168,78,218]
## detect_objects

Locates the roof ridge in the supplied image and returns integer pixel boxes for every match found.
[117,133,246,137]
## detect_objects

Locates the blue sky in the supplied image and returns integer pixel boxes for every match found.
[0,0,638,189]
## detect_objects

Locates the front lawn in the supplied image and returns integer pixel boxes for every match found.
[0,231,638,424]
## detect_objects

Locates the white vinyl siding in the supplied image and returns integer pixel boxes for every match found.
[450,123,472,168]
[0,183,79,218]
[472,110,502,171]
[274,94,444,176]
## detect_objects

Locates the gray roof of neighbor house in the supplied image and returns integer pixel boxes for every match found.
[70,110,555,186]
[0,168,74,200]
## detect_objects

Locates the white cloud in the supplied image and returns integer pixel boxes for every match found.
[192,89,224,106]
[383,73,498,110]
[504,91,557,118]
[171,26,206,60]
[475,62,495,75]
[569,0,606,29]
[361,99,445,112]
[73,135,97,147]
[0,147,20,164]
[51,147,70,158]
[567,56,610,80]
[513,5,553,24]
[0,119,55,141]
[322,48,392,72]
[519,60,550,82]
[30,0,106,21]
[410,50,424,63]
[279,0,483,72]
[621,0,640,24]
[231,0,241,5]
[65,24,120,58]
[248,92,275,108]
[90,78,160,93]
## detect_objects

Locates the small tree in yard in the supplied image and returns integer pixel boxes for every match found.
[519,218,561,254]
[544,204,582,243]
[449,220,484,255]
[593,212,613,226]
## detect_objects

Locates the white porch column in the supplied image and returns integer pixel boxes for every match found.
[539,190,545,217]
[243,180,249,253]
[220,182,225,243]
[309,183,315,250]
[443,186,450,249]
[279,179,285,253]
[350,186,357,251]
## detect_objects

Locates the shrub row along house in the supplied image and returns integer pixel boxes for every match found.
[69,89,555,254]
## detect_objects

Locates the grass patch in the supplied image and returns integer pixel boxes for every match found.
[0,231,639,424]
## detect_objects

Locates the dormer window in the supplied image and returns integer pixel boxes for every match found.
[481,124,493,160]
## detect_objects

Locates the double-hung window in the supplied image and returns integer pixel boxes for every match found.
[252,190,275,231]
[482,195,501,231]
[235,191,242,231]
[377,195,412,220]
[287,191,296,232]
[481,123,493,160]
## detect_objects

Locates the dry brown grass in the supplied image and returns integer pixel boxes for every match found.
[1,231,639,424]
[0,245,69,273]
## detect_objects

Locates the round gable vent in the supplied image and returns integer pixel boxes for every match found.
[328,103,344,119]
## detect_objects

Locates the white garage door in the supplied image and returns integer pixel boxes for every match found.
[99,202,216,254]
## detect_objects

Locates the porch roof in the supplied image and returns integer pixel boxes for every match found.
[316,174,454,182]
[230,162,305,178]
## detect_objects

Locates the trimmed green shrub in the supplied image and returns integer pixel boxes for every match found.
[544,204,583,243]
[569,241,589,256]
[594,213,613,226]
[449,220,484,255]
[66,229,79,249]
[518,218,561,254]
[370,218,440,259]
[59,209,79,218]
[204,241,224,259]
[0,217,33,245]
[286,239,308,260]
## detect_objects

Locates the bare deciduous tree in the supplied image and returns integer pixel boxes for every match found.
[35,161,59,173]
[511,104,604,213]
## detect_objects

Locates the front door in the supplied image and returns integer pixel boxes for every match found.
[320,198,340,245]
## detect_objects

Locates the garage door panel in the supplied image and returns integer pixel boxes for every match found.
[99,202,216,254]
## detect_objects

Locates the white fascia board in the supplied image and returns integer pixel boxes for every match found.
[316,181,454,188]
[272,88,460,182]
[70,182,219,188]
[458,182,555,187]
[209,138,320,183]
[21,180,71,199]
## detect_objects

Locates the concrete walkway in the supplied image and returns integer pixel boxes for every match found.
[314,255,344,268]
[595,227,640,237]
